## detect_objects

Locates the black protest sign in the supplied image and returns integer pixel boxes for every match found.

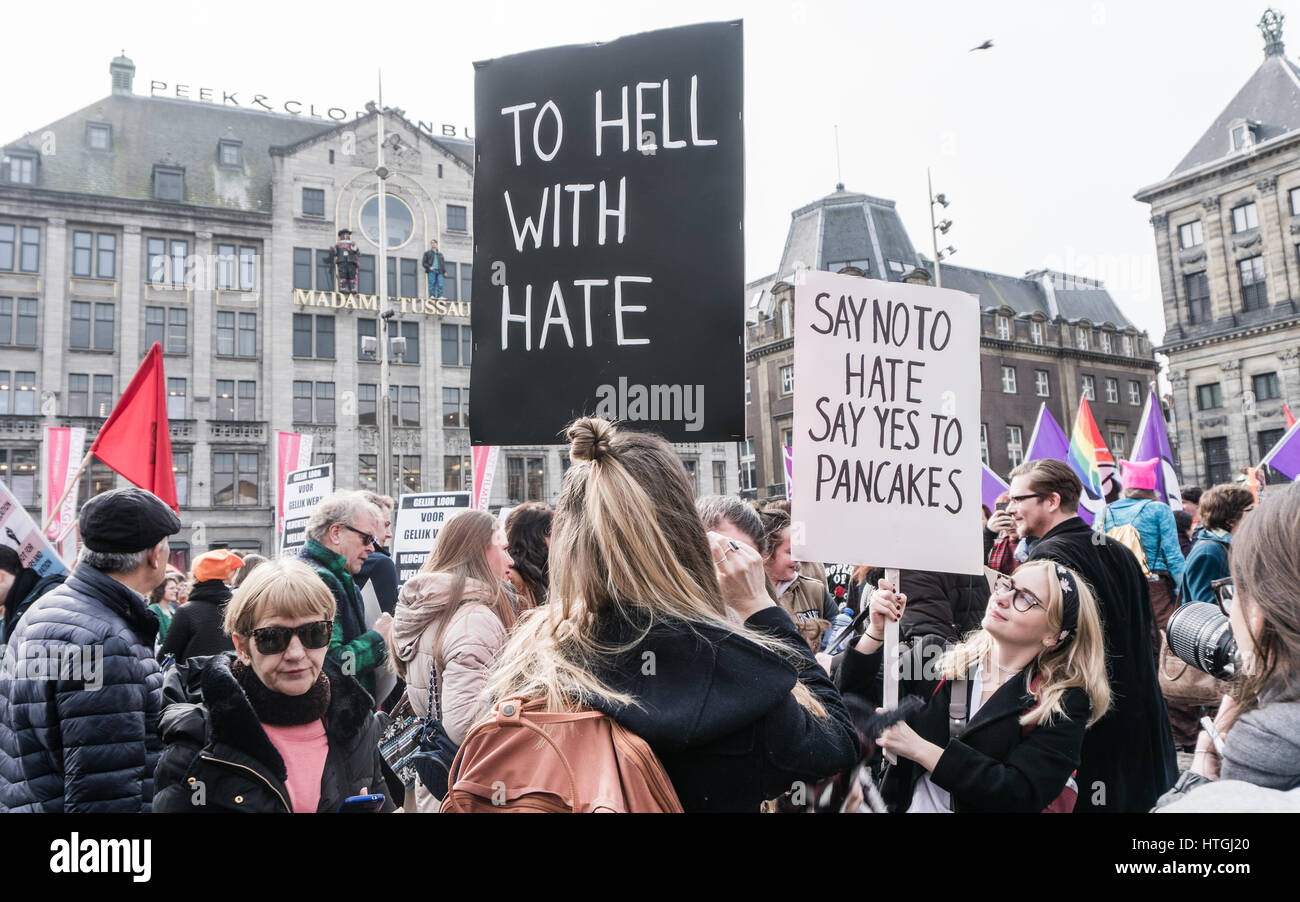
[470,21,745,444]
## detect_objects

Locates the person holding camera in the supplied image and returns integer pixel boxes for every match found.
[1157,483,1300,811]
[836,560,1110,812]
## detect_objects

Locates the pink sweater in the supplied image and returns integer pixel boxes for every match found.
[262,721,328,813]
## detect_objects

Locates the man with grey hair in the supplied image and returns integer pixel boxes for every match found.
[696,494,765,553]
[298,491,392,698]
[0,487,180,811]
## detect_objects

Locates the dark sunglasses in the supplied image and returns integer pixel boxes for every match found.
[247,620,334,655]
[338,523,376,547]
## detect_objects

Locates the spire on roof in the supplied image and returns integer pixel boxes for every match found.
[1260,8,1285,58]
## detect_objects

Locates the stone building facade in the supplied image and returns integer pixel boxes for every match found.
[1135,11,1300,487]
[0,55,734,566]
[743,187,1157,500]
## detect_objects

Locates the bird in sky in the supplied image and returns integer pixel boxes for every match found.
[970,39,994,51]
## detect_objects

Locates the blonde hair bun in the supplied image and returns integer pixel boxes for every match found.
[568,417,615,463]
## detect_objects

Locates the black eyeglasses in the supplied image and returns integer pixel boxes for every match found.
[338,523,376,547]
[247,620,334,655]
[993,575,1044,613]
[1007,493,1043,504]
[1211,577,1235,616]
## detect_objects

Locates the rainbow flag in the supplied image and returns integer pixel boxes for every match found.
[1069,397,1118,502]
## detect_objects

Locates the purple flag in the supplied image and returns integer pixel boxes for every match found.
[982,464,1008,511]
[1261,420,1300,481]
[1130,389,1182,510]
[1024,402,1101,525]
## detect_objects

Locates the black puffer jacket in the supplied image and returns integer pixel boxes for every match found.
[899,569,990,644]
[153,652,395,813]
[157,580,234,664]
[0,563,163,812]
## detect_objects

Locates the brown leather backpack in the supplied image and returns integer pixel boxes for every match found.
[441,697,683,813]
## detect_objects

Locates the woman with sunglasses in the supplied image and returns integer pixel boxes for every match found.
[154,558,395,813]
[836,560,1110,812]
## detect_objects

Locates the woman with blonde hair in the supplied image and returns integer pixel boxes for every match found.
[390,509,515,811]
[837,559,1110,812]
[484,417,859,812]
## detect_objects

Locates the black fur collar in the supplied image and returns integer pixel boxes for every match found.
[199,652,375,779]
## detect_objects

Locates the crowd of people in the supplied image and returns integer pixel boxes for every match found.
[0,417,1296,813]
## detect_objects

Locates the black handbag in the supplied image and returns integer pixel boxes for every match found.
[411,655,459,800]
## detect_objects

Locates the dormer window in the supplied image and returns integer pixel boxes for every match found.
[996,315,1010,340]
[1230,118,1259,151]
[2,151,37,185]
[153,165,185,202]
[1076,327,1090,351]
[218,139,242,168]
[86,123,112,151]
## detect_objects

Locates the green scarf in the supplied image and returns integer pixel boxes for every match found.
[304,538,358,601]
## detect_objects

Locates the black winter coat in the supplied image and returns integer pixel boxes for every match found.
[585,606,860,812]
[355,547,399,615]
[898,569,990,644]
[158,580,235,664]
[0,563,163,812]
[153,653,395,813]
[837,641,1090,812]
[1028,516,1178,812]
[1,568,66,645]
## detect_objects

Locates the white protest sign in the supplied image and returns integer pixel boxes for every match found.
[391,492,472,586]
[791,270,982,574]
[279,463,334,555]
[0,480,68,579]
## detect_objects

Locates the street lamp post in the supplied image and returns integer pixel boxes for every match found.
[927,168,955,287]
[375,75,394,498]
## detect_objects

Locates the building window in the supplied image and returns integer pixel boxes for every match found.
[1100,332,1112,354]
[217,140,242,168]
[1006,426,1024,468]
[358,318,376,359]
[359,455,377,492]
[996,315,1010,340]
[0,297,37,346]
[1122,334,1134,356]
[1030,321,1043,345]
[214,380,256,420]
[1109,431,1126,457]
[216,244,256,290]
[1252,371,1281,401]
[445,262,459,301]
[238,381,256,420]
[1203,436,1231,486]
[1258,429,1288,474]
[80,460,116,501]
[153,166,185,202]
[394,455,421,494]
[745,377,751,405]
[1291,188,1300,217]
[441,323,471,366]
[1184,272,1210,324]
[1197,383,1222,410]
[712,460,727,495]
[398,321,420,363]
[0,225,13,271]
[1238,256,1267,311]
[292,313,334,358]
[0,225,41,273]
[293,248,313,289]
[738,438,757,493]
[292,381,313,423]
[291,381,335,424]
[1076,328,1089,351]
[442,387,468,427]
[396,385,420,426]
[215,310,257,356]
[1034,370,1050,397]
[0,448,37,505]
[1129,381,1142,405]
[317,250,334,291]
[400,259,418,298]
[1105,378,1118,404]
[172,451,190,507]
[96,233,116,279]
[980,424,989,466]
[92,374,112,417]
[358,384,377,426]
[144,305,186,354]
[1179,221,1203,249]
[3,153,37,185]
[780,365,794,396]
[1001,365,1016,394]
[67,373,87,416]
[681,459,699,497]
[72,231,93,276]
[166,378,186,420]
[447,204,468,231]
[1082,375,1095,401]
[303,187,325,217]
[444,455,471,491]
[147,237,189,286]
[506,456,545,503]
[358,254,375,295]
[1231,201,1258,233]
[212,452,260,507]
[70,301,115,351]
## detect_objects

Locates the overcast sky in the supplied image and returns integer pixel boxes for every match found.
[4,1,1290,342]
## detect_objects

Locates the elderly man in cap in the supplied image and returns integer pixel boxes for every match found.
[0,487,180,812]
[299,491,392,699]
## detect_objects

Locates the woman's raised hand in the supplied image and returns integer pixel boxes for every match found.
[708,532,772,620]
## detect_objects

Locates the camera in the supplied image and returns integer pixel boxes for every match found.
[1166,601,1237,680]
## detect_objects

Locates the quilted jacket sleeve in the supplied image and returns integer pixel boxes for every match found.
[439,606,508,745]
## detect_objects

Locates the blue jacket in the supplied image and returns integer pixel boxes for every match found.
[0,563,164,812]
[1178,530,1232,605]
[1103,498,1186,582]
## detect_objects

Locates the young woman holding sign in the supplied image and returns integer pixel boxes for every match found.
[836,560,1110,812]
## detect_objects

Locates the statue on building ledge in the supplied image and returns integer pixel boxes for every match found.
[330,228,360,293]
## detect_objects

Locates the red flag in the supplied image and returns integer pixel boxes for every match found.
[1286,404,1296,429]
[89,343,178,510]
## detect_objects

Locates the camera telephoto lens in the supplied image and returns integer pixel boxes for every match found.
[1167,602,1238,680]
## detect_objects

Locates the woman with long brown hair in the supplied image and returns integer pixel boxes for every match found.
[484,417,858,812]
[390,509,515,812]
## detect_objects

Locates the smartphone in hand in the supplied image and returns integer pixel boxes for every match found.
[338,793,386,813]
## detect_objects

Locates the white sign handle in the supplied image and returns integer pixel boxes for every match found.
[882,567,901,764]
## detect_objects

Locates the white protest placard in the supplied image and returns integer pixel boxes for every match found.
[391,492,472,586]
[790,270,982,574]
[279,463,334,555]
[0,480,68,579]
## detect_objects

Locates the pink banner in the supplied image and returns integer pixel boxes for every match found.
[472,446,499,510]
[277,431,314,534]
[44,426,85,565]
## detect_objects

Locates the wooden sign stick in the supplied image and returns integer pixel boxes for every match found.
[882,566,901,764]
